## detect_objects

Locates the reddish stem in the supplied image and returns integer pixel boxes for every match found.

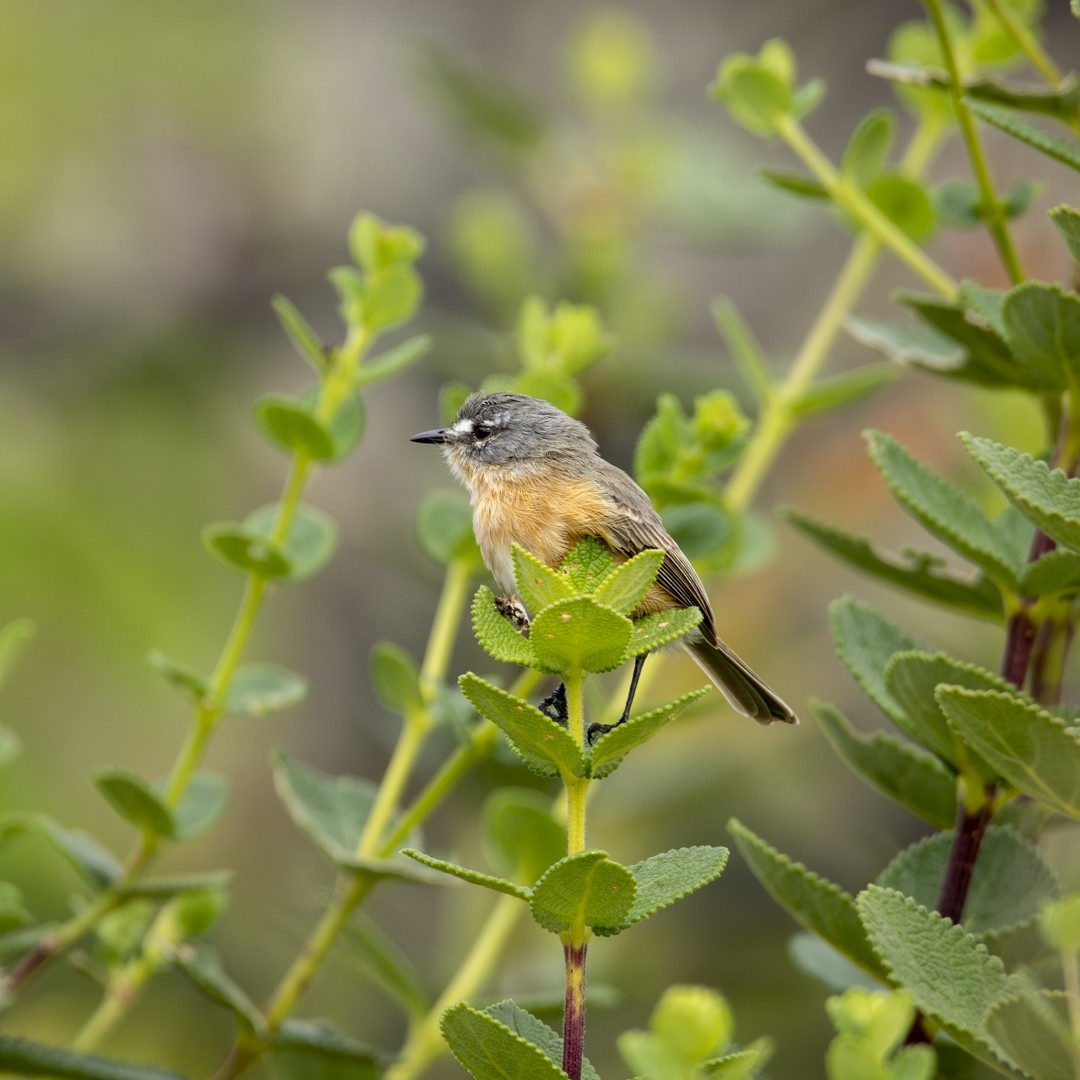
[562,941,587,1080]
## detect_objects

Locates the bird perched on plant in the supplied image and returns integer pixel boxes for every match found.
[411,392,797,733]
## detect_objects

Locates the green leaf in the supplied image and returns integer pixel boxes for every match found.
[789,364,897,419]
[359,264,423,332]
[117,870,233,899]
[876,828,1060,935]
[866,431,1021,587]
[254,395,337,460]
[935,179,982,229]
[812,701,957,829]
[415,490,479,567]
[271,1019,382,1080]
[529,850,636,933]
[710,45,795,136]
[484,1001,602,1079]
[937,687,1080,820]
[170,773,229,843]
[596,846,729,936]
[459,673,584,779]
[559,536,618,593]
[483,788,565,884]
[757,168,829,200]
[355,334,432,389]
[829,596,923,726]
[203,523,291,578]
[243,504,337,583]
[841,108,894,188]
[349,214,424,273]
[1041,895,1080,952]
[401,848,530,900]
[985,989,1076,1080]
[0,618,34,690]
[342,913,430,1023]
[0,726,20,767]
[711,296,774,409]
[0,814,122,887]
[588,688,710,779]
[440,1002,570,1080]
[175,943,266,1032]
[0,883,30,933]
[728,819,885,979]
[370,642,422,716]
[511,544,575,613]
[1001,282,1080,390]
[1049,204,1080,264]
[471,586,535,667]
[962,433,1080,554]
[147,649,207,705]
[272,295,328,374]
[92,769,174,839]
[788,933,880,993]
[781,508,1002,620]
[223,664,307,718]
[969,100,1080,173]
[865,174,936,242]
[624,607,704,660]
[591,549,664,616]
[0,1038,185,1080]
[1020,547,1080,597]
[856,886,1025,1076]
[529,598,632,675]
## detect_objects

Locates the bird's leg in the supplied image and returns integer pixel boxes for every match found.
[539,682,568,725]
[587,652,648,744]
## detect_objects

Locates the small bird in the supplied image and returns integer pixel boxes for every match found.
[411,392,797,732]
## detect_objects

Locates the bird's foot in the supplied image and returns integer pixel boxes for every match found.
[538,682,568,725]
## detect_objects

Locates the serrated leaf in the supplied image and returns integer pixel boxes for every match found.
[969,100,1080,173]
[812,702,956,829]
[147,649,207,705]
[415,490,479,567]
[856,886,1026,1077]
[559,536,619,593]
[594,846,729,936]
[829,596,923,726]
[370,642,422,716]
[271,1018,382,1080]
[591,549,664,616]
[588,688,710,778]
[92,769,175,839]
[511,544,575,613]
[876,828,1060,935]
[342,913,430,1023]
[0,1038,185,1080]
[866,431,1021,587]
[1001,282,1080,390]
[483,788,565,884]
[1049,204,1080,264]
[355,334,432,389]
[728,819,885,978]
[985,988,1076,1080]
[170,773,229,843]
[459,673,584,779]
[841,108,895,188]
[624,608,704,660]
[962,434,1080,554]
[223,664,307,718]
[272,295,329,374]
[175,943,265,1033]
[471,586,535,667]
[937,687,1080,820]
[782,509,1002,620]
[1021,547,1080,596]
[482,1001,602,1080]
[529,850,635,933]
[529,598,632,675]
[440,1002,570,1080]
[243,504,337,583]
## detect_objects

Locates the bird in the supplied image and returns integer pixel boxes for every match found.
[411,391,798,735]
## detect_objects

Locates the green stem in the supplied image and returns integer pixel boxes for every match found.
[420,557,474,696]
[923,0,1025,284]
[981,0,1062,85]
[563,673,589,856]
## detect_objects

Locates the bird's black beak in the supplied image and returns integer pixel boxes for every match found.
[410,428,450,445]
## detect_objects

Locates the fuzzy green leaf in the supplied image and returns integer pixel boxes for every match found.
[876,828,1060,935]
[529,597,632,675]
[511,544,575,612]
[401,849,530,901]
[459,673,584,779]
[243,504,337,583]
[529,850,636,933]
[856,886,1025,1076]
[223,664,307,718]
[92,769,175,839]
[1049,204,1080,264]
[559,536,618,593]
[415,490,479,566]
[812,702,956,829]
[782,509,1002,620]
[270,1019,382,1080]
[588,688,711,778]
[483,789,565,885]
[175,944,265,1033]
[841,108,894,188]
[440,1002,571,1080]
[937,687,1080,820]
[624,608,703,660]
[866,431,1021,587]
[594,846,729,937]
[1001,282,1080,390]
[985,989,1076,1080]
[969,100,1080,173]
[728,819,885,978]
[480,1001,602,1080]
[592,549,665,616]
[830,596,923,726]
[370,642,423,716]
[962,434,1080,554]
[0,1038,185,1080]
[1021,547,1080,596]
[271,295,328,374]
[471,586,535,667]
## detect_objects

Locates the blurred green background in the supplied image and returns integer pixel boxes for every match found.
[2,1,1078,1076]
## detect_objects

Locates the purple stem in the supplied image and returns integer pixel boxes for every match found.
[562,941,587,1080]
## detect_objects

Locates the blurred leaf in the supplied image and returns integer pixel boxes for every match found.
[0,814,121,888]
[865,175,936,242]
[935,179,982,229]
[595,846,729,937]
[866,431,1022,588]
[441,1002,571,1080]
[254,395,339,461]
[471,586,534,667]
[401,848,529,900]
[790,364,897,419]
[272,295,329,375]
[355,334,431,389]
[0,726,19,767]
[968,100,1080,173]
[962,434,1080,553]
[623,607,703,659]
[203,523,291,579]
[710,40,797,137]
[243,504,338,583]
[1020,547,1080,597]
[0,1038,184,1080]
[511,544,575,613]
[841,109,895,188]
[271,1019,383,1080]
[567,9,655,109]
[359,265,423,332]
[1000,282,1080,391]
[147,650,207,706]
[728,819,885,979]
[591,549,664,616]
[343,913,430,1023]
[788,933,880,993]
[415,490,479,566]
[588,687,710,779]
[782,508,1002,619]
[459,673,583,778]
[711,297,774,409]
[984,989,1075,1080]
[348,213,424,273]
[937,687,1080,820]
[529,850,636,933]
[483,789,565,884]
[1049,204,1080,264]
[0,883,30,933]
[812,701,956,829]
[660,503,735,565]
[92,769,174,839]
[0,619,34,691]
[758,168,829,199]
[170,774,229,843]
[370,642,423,716]
[118,870,233,899]
[1041,895,1080,953]
[224,664,307,719]
[529,598,632,675]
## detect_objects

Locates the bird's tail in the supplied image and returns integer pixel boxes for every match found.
[684,638,798,725]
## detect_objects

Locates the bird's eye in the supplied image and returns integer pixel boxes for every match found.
[473,424,492,440]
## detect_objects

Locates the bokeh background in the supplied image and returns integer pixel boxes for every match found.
[2,1,1079,1076]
